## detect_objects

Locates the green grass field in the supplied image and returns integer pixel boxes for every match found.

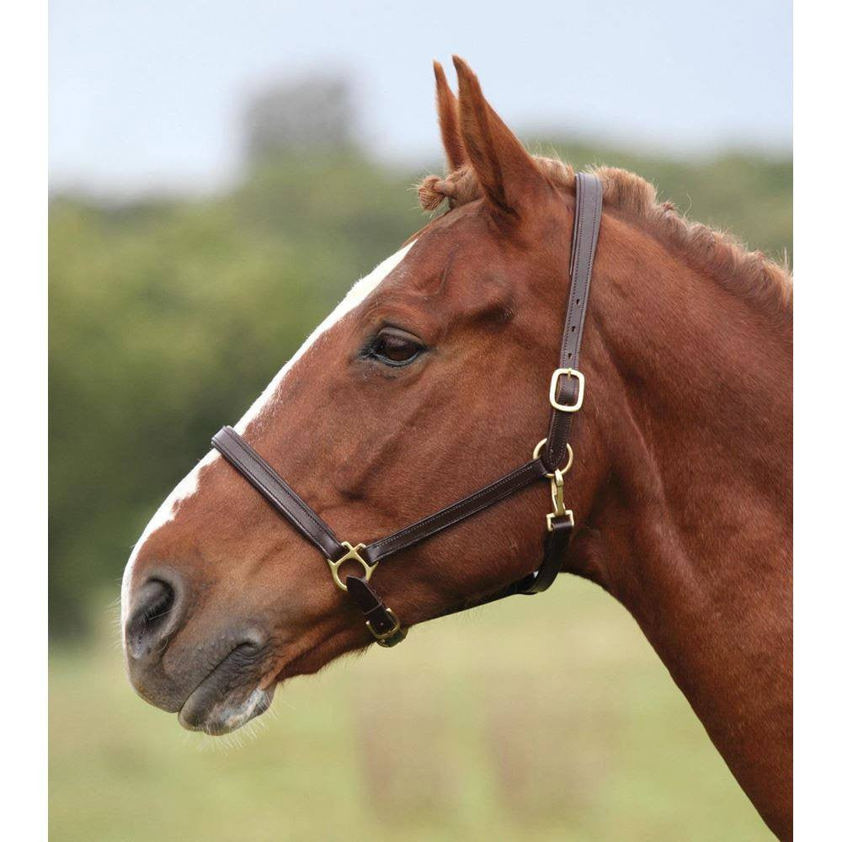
[49,579,772,841]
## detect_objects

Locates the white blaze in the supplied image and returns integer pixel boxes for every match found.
[121,241,415,627]
[233,240,414,434]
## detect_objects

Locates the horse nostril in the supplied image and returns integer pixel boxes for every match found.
[126,576,182,661]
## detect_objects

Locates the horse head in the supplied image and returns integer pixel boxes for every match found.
[120,58,594,734]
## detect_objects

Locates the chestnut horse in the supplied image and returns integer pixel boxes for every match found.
[121,58,792,837]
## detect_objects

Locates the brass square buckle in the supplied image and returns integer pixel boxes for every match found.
[366,608,407,648]
[549,367,585,412]
[327,542,378,592]
[547,508,575,532]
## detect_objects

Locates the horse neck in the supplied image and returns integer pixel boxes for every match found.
[566,211,792,835]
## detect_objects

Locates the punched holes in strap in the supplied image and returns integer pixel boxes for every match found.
[543,174,602,471]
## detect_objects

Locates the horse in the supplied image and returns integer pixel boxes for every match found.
[120,57,792,838]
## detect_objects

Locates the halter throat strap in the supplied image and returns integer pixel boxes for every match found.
[211,172,603,647]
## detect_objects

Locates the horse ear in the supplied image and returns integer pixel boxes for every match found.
[452,56,546,218]
[433,61,466,172]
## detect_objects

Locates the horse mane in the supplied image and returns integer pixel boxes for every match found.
[418,157,793,324]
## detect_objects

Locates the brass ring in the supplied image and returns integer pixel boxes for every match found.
[532,438,574,477]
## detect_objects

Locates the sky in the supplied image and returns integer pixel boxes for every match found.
[49,0,792,195]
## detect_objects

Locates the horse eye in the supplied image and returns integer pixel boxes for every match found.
[369,328,425,366]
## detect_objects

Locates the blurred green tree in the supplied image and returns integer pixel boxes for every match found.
[244,75,359,161]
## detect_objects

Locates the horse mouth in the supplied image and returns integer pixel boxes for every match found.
[177,643,275,735]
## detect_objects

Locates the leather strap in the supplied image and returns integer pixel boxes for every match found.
[518,515,574,594]
[543,172,602,471]
[364,458,546,564]
[210,172,603,645]
[464,514,574,606]
[212,425,548,570]
[346,576,406,647]
[212,426,345,560]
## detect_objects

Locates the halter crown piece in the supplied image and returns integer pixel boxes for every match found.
[212,173,603,647]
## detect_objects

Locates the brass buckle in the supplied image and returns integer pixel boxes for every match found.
[549,367,585,412]
[366,608,407,648]
[327,542,378,592]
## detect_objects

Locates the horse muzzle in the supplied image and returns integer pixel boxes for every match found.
[122,568,275,734]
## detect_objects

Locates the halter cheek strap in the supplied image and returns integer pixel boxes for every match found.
[211,172,603,647]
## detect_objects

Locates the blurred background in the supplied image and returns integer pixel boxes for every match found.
[49,1,790,839]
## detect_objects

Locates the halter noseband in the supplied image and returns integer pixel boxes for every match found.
[211,172,603,647]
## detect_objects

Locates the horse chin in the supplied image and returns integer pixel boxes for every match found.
[179,682,274,735]
[176,644,276,735]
